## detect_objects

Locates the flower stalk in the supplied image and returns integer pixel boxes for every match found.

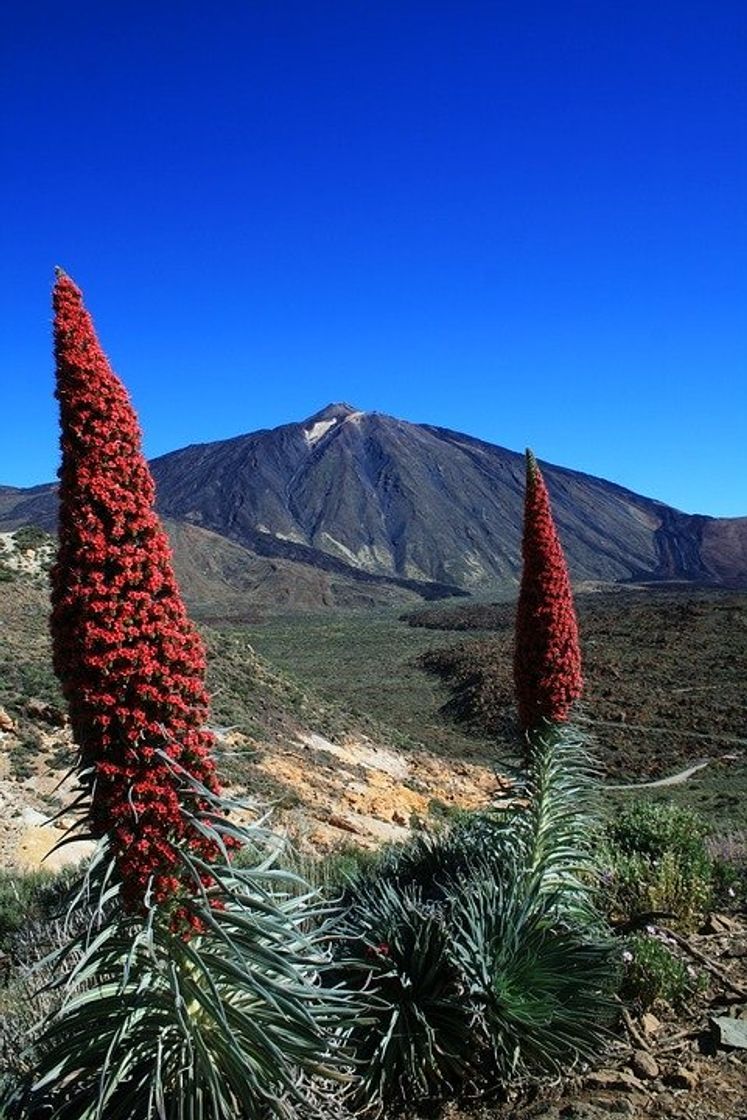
[514,449,583,732]
[51,269,222,920]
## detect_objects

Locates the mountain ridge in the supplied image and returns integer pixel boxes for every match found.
[0,403,745,600]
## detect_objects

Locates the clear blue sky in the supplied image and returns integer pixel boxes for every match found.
[1,1,745,515]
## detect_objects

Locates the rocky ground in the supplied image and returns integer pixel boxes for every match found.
[0,696,510,871]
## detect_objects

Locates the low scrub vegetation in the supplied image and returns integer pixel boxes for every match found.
[408,591,747,783]
[3,793,743,1115]
[619,932,704,1012]
[0,867,77,948]
[600,801,714,931]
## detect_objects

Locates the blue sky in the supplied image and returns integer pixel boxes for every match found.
[1,1,745,515]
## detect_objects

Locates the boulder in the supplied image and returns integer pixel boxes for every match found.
[630,1050,659,1080]
[711,1015,747,1050]
[584,1069,645,1093]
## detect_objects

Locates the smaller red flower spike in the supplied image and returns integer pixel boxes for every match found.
[50,271,224,918]
[514,450,583,731]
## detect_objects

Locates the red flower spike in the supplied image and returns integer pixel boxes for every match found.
[514,449,583,731]
[51,270,223,917]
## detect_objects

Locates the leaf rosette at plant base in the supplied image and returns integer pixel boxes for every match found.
[9,782,352,1120]
[330,877,475,1110]
[449,870,619,1084]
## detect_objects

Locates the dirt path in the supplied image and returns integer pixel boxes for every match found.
[607,758,711,790]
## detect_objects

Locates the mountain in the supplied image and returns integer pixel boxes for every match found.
[1,403,745,598]
[130,402,747,589]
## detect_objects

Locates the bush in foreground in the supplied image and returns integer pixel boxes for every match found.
[332,878,474,1107]
[332,722,619,1111]
[620,932,704,1012]
[7,798,352,1120]
[601,801,713,930]
[0,867,77,949]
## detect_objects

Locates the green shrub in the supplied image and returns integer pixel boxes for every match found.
[312,842,381,890]
[604,849,712,930]
[11,526,51,551]
[8,743,37,783]
[606,801,709,860]
[601,802,713,930]
[619,933,703,1011]
[0,914,71,1095]
[0,868,75,949]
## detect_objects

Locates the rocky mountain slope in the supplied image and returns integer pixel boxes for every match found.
[147,403,747,589]
[0,503,464,615]
[1,403,745,598]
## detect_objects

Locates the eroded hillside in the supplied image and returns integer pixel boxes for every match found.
[0,556,505,871]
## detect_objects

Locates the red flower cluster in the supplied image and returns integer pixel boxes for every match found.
[50,270,222,915]
[514,450,583,731]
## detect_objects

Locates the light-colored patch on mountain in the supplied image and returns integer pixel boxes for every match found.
[256,525,306,543]
[316,533,393,573]
[628,503,661,529]
[163,519,417,612]
[249,730,511,851]
[442,550,490,587]
[304,418,338,445]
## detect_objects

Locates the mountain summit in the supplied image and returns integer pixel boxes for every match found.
[302,403,363,446]
[1,406,745,598]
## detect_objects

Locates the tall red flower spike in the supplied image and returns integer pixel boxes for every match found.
[51,269,221,918]
[514,449,583,731]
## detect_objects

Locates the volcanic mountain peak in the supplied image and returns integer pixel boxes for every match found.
[306,402,359,422]
[302,402,363,446]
